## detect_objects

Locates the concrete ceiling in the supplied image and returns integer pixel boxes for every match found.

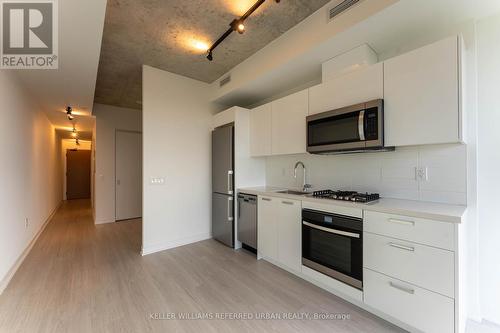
[13,0,106,134]
[94,0,333,110]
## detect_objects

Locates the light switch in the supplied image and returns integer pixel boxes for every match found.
[150,177,165,185]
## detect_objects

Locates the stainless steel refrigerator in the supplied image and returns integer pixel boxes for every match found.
[212,124,234,248]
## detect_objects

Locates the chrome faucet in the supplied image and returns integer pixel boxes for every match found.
[294,161,312,192]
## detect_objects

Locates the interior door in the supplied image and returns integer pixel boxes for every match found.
[67,150,91,200]
[212,192,233,247]
[212,125,233,194]
[116,131,142,221]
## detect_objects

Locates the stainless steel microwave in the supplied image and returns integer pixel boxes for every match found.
[307,99,391,154]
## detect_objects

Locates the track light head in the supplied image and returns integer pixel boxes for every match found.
[237,23,245,34]
[66,106,74,120]
[206,0,280,61]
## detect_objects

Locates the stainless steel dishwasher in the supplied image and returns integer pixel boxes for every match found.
[237,193,257,251]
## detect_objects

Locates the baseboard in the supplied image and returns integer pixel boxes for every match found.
[0,200,62,295]
[141,233,212,256]
[95,219,115,225]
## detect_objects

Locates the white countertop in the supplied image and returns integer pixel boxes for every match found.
[238,187,467,224]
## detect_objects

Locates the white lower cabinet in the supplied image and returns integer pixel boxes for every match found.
[364,233,455,298]
[257,196,301,273]
[277,199,302,272]
[256,193,460,333]
[364,268,454,333]
[257,196,278,261]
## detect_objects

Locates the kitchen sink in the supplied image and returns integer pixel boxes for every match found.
[276,189,311,196]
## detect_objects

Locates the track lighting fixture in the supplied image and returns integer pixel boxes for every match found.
[206,0,281,61]
[75,138,80,146]
[66,106,74,120]
[71,126,77,138]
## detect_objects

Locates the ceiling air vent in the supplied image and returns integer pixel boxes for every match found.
[329,0,360,21]
[219,75,231,87]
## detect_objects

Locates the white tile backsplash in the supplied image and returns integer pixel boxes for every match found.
[265,144,467,205]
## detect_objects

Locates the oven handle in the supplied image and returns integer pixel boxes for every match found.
[303,221,360,239]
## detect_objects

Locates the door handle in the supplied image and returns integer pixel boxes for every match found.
[282,201,294,205]
[389,242,415,252]
[358,110,365,141]
[261,197,272,202]
[227,170,234,195]
[228,197,234,222]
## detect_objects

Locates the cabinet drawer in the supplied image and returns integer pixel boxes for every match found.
[364,268,454,333]
[364,233,454,298]
[364,211,455,250]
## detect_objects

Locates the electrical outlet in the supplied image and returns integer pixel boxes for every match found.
[24,218,29,229]
[416,167,429,182]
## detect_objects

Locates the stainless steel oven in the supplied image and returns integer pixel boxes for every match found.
[307,99,389,154]
[302,209,363,290]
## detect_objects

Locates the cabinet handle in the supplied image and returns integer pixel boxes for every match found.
[389,282,415,295]
[282,201,294,205]
[389,242,415,252]
[261,197,272,202]
[388,218,415,226]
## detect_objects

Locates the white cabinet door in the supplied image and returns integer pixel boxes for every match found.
[384,36,462,146]
[271,90,308,155]
[250,103,272,156]
[257,196,278,261]
[364,268,454,333]
[277,199,302,272]
[309,62,383,115]
[364,233,455,298]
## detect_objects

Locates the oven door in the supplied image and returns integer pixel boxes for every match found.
[302,212,363,290]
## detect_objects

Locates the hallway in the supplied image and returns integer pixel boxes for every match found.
[0,200,401,333]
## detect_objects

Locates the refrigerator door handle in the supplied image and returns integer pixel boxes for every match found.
[228,197,234,222]
[237,198,241,219]
[227,170,234,195]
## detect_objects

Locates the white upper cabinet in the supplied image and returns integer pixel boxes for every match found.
[249,103,272,157]
[271,90,308,155]
[384,36,464,147]
[309,62,384,115]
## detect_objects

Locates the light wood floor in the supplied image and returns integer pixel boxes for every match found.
[0,200,404,333]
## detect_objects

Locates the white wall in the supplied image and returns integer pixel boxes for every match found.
[266,144,467,205]
[142,65,215,255]
[93,104,142,224]
[61,139,92,200]
[0,71,62,293]
[476,12,500,326]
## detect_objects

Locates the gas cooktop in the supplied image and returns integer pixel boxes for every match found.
[312,190,380,203]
